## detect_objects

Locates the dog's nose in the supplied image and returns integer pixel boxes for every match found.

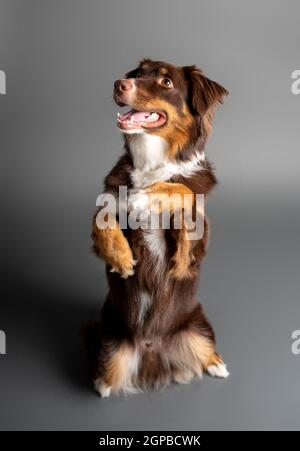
[114,79,134,93]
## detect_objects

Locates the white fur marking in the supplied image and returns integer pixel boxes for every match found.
[143,228,166,263]
[94,378,112,398]
[120,347,140,395]
[127,190,149,214]
[207,362,230,378]
[136,290,152,325]
[121,128,144,135]
[131,150,206,189]
[129,134,168,171]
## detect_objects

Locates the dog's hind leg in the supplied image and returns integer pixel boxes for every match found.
[172,367,194,384]
[168,330,215,379]
[94,340,140,397]
[168,327,229,381]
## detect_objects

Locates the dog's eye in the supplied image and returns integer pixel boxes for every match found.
[135,71,143,78]
[159,77,174,88]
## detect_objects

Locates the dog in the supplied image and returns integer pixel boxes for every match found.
[91,59,229,397]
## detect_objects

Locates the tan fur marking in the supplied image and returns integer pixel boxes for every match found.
[147,181,194,214]
[148,103,194,158]
[92,212,135,278]
[204,352,225,370]
[169,330,215,377]
[169,226,192,279]
[104,342,139,394]
[141,60,151,70]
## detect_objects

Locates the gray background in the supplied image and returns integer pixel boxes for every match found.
[0,0,300,431]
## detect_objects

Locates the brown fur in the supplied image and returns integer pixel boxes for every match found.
[89,59,229,396]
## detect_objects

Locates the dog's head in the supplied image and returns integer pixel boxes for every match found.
[114,59,228,157]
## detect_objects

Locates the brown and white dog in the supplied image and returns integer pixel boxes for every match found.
[91,59,229,397]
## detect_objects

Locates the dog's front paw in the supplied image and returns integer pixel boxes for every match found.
[110,255,137,279]
[93,222,137,279]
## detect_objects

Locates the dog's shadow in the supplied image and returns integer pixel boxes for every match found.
[1,272,103,395]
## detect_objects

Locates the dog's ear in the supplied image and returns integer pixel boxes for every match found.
[184,66,228,117]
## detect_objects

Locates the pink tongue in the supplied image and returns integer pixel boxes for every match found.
[131,111,151,122]
[120,110,151,122]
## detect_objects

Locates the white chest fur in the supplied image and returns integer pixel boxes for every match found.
[128,134,168,173]
[128,134,206,190]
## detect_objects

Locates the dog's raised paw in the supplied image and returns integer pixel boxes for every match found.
[109,255,137,279]
[121,268,135,279]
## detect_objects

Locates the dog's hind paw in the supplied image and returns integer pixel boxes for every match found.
[207,362,230,378]
[94,378,112,398]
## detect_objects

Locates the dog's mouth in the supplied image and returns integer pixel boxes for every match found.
[117,109,167,131]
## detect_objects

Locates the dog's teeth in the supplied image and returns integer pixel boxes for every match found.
[146,112,159,122]
[117,112,120,117]
[130,116,134,123]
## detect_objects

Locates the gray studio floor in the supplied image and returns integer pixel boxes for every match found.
[1,195,299,431]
